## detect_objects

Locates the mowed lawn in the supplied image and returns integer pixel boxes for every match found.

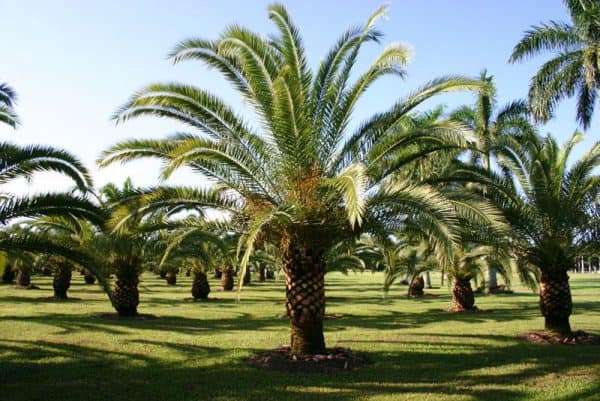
[0,272,599,401]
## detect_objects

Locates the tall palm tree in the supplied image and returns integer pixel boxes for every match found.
[450,71,534,291]
[99,4,486,355]
[509,0,600,129]
[0,83,20,128]
[492,131,599,336]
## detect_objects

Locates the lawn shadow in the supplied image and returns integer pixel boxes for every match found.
[1,332,599,401]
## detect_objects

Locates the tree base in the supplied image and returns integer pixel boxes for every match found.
[245,346,369,373]
[520,330,600,345]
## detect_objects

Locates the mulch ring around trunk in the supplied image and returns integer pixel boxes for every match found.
[519,331,600,345]
[245,346,370,373]
[97,313,159,320]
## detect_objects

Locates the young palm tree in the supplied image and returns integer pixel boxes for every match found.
[30,216,101,299]
[100,4,485,355]
[450,71,534,291]
[509,0,600,129]
[0,82,20,128]
[493,131,599,336]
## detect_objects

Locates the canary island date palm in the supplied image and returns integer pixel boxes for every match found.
[100,4,485,355]
[492,131,599,336]
[509,0,600,129]
[30,216,103,299]
[450,71,534,291]
[155,216,224,299]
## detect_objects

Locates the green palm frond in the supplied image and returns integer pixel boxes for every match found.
[1,142,93,190]
[321,163,367,228]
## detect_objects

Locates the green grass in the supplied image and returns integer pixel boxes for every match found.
[1,272,599,401]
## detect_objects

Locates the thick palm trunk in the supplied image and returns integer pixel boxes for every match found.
[243,269,251,286]
[221,270,233,291]
[2,265,15,283]
[53,263,72,299]
[83,271,96,284]
[452,278,475,311]
[409,275,424,296]
[16,271,30,287]
[165,271,177,285]
[113,276,139,316]
[540,272,572,336]
[284,241,326,356]
[259,264,266,282]
[191,271,210,299]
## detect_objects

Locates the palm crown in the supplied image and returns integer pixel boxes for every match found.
[509,0,600,129]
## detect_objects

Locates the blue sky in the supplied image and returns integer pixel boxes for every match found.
[1,0,595,193]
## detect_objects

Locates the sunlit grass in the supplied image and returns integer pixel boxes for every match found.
[1,272,599,401]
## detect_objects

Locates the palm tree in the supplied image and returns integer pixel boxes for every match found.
[99,4,486,355]
[30,216,100,299]
[450,71,534,291]
[509,0,600,129]
[492,131,599,336]
[0,82,20,128]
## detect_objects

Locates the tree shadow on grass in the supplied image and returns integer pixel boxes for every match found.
[1,332,598,401]
[0,312,285,336]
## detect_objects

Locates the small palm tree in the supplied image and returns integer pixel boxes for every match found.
[450,71,534,290]
[509,0,600,129]
[100,4,485,355]
[30,216,100,299]
[494,131,599,336]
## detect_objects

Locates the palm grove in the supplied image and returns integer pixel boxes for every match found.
[1,2,599,357]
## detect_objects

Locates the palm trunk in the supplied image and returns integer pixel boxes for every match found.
[191,271,210,299]
[540,272,572,336]
[409,275,424,296]
[113,276,139,316]
[221,270,233,291]
[16,271,30,287]
[83,271,96,284]
[243,268,251,286]
[284,240,326,356]
[259,264,266,282]
[452,278,475,311]
[53,263,72,299]
[2,265,15,283]
[165,271,177,285]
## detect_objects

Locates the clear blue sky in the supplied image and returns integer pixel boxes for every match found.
[1,0,595,193]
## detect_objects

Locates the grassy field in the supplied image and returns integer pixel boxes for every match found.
[1,272,599,401]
